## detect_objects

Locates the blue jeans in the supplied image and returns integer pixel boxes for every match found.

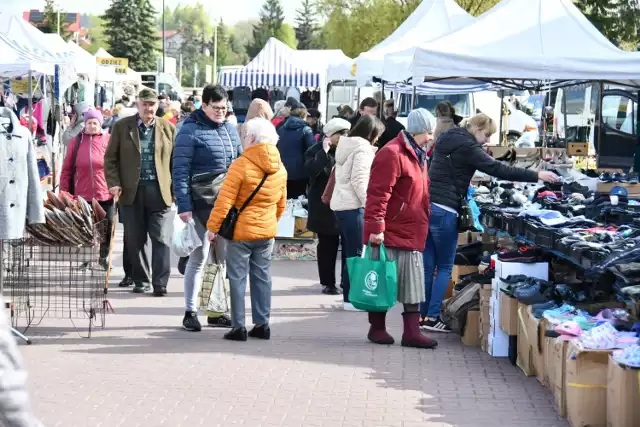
[420,204,459,318]
[226,239,275,328]
[335,208,364,303]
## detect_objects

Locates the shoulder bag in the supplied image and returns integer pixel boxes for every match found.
[321,167,336,205]
[446,154,477,232]
[191,171,227,206]
[68,136,82,195]
[218,173,269,240]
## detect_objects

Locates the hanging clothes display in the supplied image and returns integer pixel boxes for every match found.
[269,89,285,109]
[301,90,320,110]
[0,107,45,239]
[252,88,269,102]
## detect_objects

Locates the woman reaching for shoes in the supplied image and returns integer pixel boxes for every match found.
[421,113,560,332]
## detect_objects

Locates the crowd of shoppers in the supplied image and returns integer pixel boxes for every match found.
[61,83,561,350]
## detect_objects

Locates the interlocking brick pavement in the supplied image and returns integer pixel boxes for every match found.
[16,230,569,427]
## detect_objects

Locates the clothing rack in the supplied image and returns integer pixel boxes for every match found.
[0,241,32,344]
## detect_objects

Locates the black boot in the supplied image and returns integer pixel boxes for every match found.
[118,276,133,287]
[224,327,248,341]
[248,325,271,340]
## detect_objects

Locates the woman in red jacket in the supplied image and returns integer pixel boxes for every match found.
[364,108,438,349]
[60,109,113,269]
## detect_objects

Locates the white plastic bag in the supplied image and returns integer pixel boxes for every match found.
[171,215,202,257]
[199,262,230,316]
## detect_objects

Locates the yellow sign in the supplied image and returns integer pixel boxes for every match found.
[10,78,39,96]
[350,63,357,77]
[96,57,129,68]
[115,67,127,75]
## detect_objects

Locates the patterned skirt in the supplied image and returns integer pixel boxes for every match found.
[369,246,425,304]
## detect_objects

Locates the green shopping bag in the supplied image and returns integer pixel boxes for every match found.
[347,243,398,312]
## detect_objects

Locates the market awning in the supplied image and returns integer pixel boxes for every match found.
[393,0,640,87]
[220,38,321,88]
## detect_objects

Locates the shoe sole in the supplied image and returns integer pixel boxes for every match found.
[119,283,132,287]
[132,288,149,294]
[421,325,452,333]
[182,325,202,332]
[498,256,536,263]
[401,340,438,349]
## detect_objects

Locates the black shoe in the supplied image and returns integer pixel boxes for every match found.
[498,245,537,263]
[118,276,134,287]
[182,311,202,332]
[420,316,452,333]
[132,282,150,293]
[248,324,271,340]
[322,285,340,295]
[207,315,233,328]
[224,327,248,341]
[178,256,189,275]
[153,286,167,296]
[98,257,109,271]
[628,173,639,184]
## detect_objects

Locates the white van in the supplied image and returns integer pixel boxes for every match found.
[395,91,538,145]
[139,72,184,100]
[553,83,598,142]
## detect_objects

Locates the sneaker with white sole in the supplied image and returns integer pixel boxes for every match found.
[343,302,362,312]
[420,316,451,333]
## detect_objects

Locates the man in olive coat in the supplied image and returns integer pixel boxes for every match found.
[104,88,176,296]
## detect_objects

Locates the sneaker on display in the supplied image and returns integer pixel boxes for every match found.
[497,245,538,263]
[183,311,202,332]
[420,316,452,333]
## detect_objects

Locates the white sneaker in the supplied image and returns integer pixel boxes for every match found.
[343,302,362,312]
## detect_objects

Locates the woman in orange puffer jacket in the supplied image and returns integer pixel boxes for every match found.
[207,117,287,342]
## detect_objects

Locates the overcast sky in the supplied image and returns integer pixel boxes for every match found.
[5,0,300,24]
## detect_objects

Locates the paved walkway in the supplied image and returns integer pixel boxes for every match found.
[17,231,568,427]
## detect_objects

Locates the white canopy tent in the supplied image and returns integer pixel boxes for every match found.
[394,0,640,87]
[327,0,474,83]
[66,41,98,77]
[0,12,73,76]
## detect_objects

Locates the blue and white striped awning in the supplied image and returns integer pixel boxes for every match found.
[219,38,320,88]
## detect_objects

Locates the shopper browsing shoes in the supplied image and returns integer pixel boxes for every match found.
[364,108,438,349]
[206,118,287,341]
[331,115,385,311]
[421,113,560,332]
[305,118,351,295]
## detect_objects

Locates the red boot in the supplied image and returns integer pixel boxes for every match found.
[367,312,395,345]
[401,312,438,349]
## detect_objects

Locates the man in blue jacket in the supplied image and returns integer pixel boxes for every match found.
[172,84,242,332]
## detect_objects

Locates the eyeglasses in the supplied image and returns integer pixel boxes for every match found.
[207,104,227,112]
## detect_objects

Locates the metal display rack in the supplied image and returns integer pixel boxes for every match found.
[0,220,110,340]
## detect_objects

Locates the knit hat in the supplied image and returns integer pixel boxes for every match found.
[407,108,436,134]
[323,118,351,137]
[83,109,104,125]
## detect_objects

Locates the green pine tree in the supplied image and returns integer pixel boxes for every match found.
[40,0,72,40]
[103,0,159,71]
[295,0,322,49]
[573,0,640,48]
[246,0,289,59]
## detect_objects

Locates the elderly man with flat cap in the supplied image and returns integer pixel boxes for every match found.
[105,88,177,296]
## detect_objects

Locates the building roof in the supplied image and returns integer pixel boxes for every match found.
[23,10,81,32]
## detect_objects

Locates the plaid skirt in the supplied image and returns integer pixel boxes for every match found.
[369,246,425,304]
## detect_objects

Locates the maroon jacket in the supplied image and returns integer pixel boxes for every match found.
[60,131,112,202]
[364,132,431,252]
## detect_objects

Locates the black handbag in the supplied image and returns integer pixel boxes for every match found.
[218,174,269,240]
[446,155,478,232]
[190,171,227,206]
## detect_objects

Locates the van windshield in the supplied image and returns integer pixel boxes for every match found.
[398,93,471,118]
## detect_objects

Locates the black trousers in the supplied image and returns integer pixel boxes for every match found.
[118,204,133,277]
[98,199,115,260]
[287,179,309,200]
[120,183,172,288]
[316,233,345,288]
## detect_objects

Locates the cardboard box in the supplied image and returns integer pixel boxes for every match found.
[495,257,549,282]
[529,310,546,387]
[451,265,478,284]
[607,356,640,427]
[293,217,314,240]
[499,292,518,336]
[457,231,469,246]
[543,336,555,391]
[565,342,612,427]
[517,303,536,376]
[551,338,569,416]
[461,311,480,347]
[568,142,588,157]
[597,182,640,197]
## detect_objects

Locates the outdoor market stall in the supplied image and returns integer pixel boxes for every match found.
[389,2,640,427]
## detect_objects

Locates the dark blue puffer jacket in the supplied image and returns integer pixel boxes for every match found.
[172,109,242,213]
[276,116,315,180]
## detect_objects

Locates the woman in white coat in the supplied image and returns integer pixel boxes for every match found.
[330,115,385,310]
